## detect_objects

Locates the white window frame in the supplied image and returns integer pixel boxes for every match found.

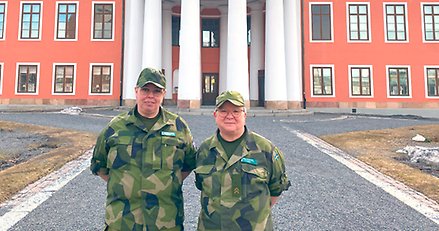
[89,63,113,95]
[0,1,8,41]
[421,2,439,43]
[0,62,4,95]
[91,1,115,41]
[310,64,336,98]
[348,65,374,98]
[346,2,371,43]
[424,65,439,98]
[54,1,79,41]
[309,2,334,43]
[18,1,44,41]
[386,65,412,98]
[15,62,40,95]
[52,63,77,95]
[383,2,409,43]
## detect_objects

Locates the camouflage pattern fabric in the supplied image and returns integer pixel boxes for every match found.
[194,128,290,231]
[90,106,196,231]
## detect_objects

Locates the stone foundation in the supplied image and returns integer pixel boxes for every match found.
[306,101,439,108]
[265,101,288,110]
[177,99,201,109]
[0,98,119,106]
[287,101,303,109]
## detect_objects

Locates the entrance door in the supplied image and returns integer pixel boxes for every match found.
[202,73,219,105]
[258,70,265,107]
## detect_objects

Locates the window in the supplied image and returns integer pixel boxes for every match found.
[56,2,77,40]
[53,64,75,94]
[0,2,6,40]
[90,64,112,94]
[423,4,439,41]
[310,3,332,41]
[20,2,42,39]
[387,67,410,97]
[17,64,39,94]
[350,66,372,96]
[202,18,220,47]
[92,3,113,40]
[172,15,180,46]
[311,66,334,96]
[347,3,370,41]
[385,4,407,42]
[426,67,439,97]
[247,15,251,45]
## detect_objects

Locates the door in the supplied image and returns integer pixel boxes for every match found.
[258,70,265,107]
[202,73,219,105]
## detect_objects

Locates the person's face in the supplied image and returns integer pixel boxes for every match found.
[135,83,165,118]
[214,102,246,136]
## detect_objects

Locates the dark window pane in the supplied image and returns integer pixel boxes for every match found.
[93,4,113,39]
[311,4,332,41]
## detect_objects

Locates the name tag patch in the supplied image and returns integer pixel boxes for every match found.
[161,131,176,137]
[241,157,258,166]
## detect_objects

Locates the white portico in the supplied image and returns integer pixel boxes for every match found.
[122,0,302,109]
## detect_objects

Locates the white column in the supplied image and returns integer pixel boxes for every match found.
[285,0,303,108]
[142,0,162,68]
[162,3,173,100]
[249,3,264,104]
[178,0,201,108]
[226,0,249,105]
[218,6,228,93]
[123,0,144,101]
[265,0,288,109]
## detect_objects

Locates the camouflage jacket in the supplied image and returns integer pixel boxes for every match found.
[194,128,290,231]
[90,106,196,231]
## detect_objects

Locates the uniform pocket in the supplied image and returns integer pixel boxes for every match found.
[194,165,215,192]
[161,137,184,170]
[107,137,134,169]
[241,164,269,199]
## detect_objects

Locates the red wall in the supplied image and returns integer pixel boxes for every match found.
[303,0,439,108]
[0,0,123,105]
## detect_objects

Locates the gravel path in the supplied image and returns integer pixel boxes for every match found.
[0,111,438,230]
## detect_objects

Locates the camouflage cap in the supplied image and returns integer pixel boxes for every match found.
[136,67,166,89]
[216,90,245,108]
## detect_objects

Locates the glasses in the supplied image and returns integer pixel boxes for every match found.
[138,87,163,96]
[216,109,245,118]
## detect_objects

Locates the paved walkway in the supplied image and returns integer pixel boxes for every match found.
[0,104,438,119]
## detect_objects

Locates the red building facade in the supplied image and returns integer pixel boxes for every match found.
[304,0,439,108]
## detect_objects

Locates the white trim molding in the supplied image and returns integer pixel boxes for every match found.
[15,62,41,95]
[90,1,115,41]
[346,2,372,43]
[348,65,374,98]
[420,2,439,43]
[385,65,412,99]
[51,63,77,95]
[310,64,336,98]
[309,2,334,43]
[424,65,439,98]
[0,1,8,41]
[18,1,44,41]
[383,2,410,43]
[88,62,114,96]
[54,1,80,42]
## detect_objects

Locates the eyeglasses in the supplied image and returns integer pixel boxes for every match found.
[138,87,163,96]
[216,109,245,118]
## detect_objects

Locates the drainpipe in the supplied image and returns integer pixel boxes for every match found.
[119,0,126,106]
[301,0,306,109]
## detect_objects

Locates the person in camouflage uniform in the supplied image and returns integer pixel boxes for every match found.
[90,67,196,231]
[194,91,290,231]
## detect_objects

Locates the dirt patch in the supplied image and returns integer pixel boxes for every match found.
[321,124,439,204]
[0,121,97,204]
